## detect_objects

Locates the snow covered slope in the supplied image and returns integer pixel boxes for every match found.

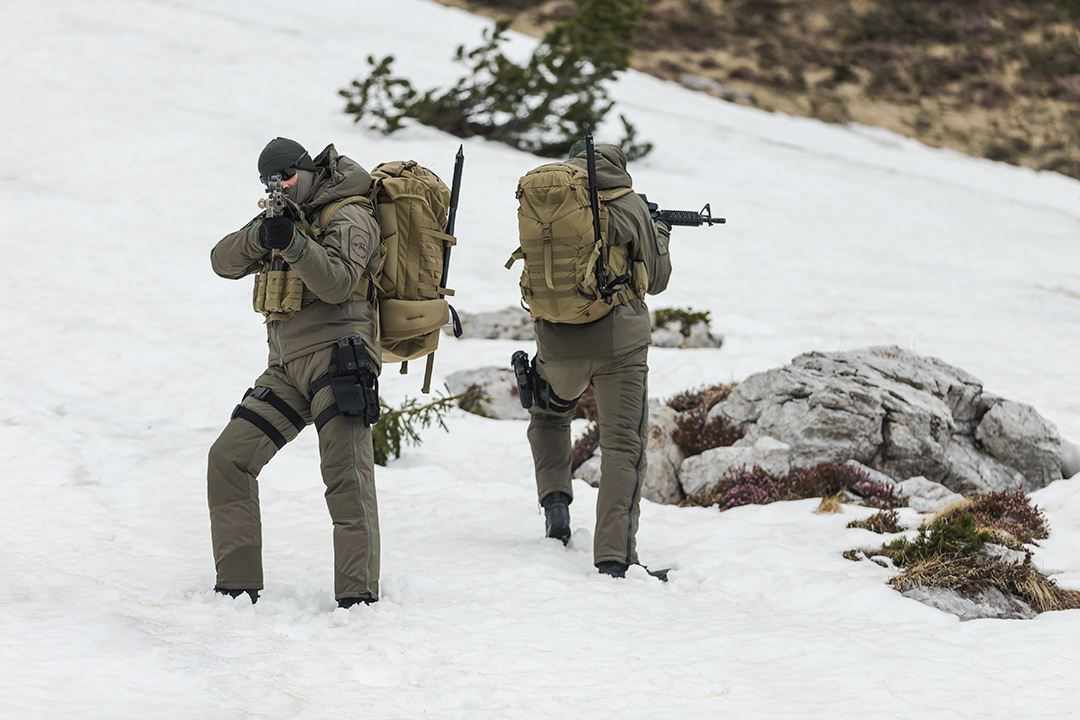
[2,1,1079,718]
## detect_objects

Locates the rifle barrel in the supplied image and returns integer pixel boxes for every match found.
[440,145,465,295]
[584,125,611,297]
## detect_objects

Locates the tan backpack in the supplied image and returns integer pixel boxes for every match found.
[506,162,642,324]
[315,160,459,392]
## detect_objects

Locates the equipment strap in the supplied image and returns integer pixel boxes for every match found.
[314,404,340,432]
[245,386,305,432]
[310,373,332,397]
[231,405,287,450]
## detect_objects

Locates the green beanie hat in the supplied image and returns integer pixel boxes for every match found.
[258,137,317,178]
[567,140,587,159]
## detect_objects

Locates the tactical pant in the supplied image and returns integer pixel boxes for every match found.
[528,345,649,567]
[207,345,380,601]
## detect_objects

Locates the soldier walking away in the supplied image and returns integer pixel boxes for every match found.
[513,141,672,578]
[207,137,383,608]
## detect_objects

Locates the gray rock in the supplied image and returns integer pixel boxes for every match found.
[1063,439,1080,479]
[751,436,793,479]
[709,347,1064,495]
[642,401,686,505]
[897,476,965,514]
[575,454,602,489]
[844,460,897,489]
[715,362,886,468]
[975,400,1063,490]
[445,366,529,421]
[941,436,1024,495]
[901,586,1037,620]
[677,436,791,498]
[652,318,724,349]
[649,328,685,349]
[448,306,722,349]
[573,401,686,505]
[448,307,535,341]
[679,446,755,498]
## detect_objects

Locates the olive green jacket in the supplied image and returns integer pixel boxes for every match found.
[212,144,382,372]
[535,144,672,362]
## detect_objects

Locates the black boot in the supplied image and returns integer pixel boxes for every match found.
[596,561,628,578]
[215,586,259,604]
[338,596,377,609]
[541,491,571,546]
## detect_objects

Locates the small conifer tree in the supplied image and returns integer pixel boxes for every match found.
[340,0,652,159]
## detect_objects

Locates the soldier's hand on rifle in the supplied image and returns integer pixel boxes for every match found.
[258,216,294,250]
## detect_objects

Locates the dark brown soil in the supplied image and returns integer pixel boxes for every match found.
[433,0,1080,180]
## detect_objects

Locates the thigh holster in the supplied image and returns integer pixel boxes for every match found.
[311,337,380,430]
[510,351,578,413]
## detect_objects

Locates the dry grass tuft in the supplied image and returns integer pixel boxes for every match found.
[816,494,844,514]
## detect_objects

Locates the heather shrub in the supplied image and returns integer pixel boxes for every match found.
[686,464,781,512]
[575,384,598,422]
[665,383,735,414]
[666,382,741,457]
[880,511,994,566]
[937,489,1049,545]
[684,462,903,512]
[1019,30,1080,81]
[785,462,871,499]
[654,307,712,337]
[671,412,744,457]
[854,480,903,510]
[848,498,1080,614]
[456,383,491,417]
[848,509,903,534]
[567,385,600,471]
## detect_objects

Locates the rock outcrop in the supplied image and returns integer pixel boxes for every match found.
[709,347,1063,496]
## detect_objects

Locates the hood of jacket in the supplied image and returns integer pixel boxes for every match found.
[294,143,373,210]
[567,143,632,190]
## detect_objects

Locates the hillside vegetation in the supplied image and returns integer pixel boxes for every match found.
[434,0,1080,180]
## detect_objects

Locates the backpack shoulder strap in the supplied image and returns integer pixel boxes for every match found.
[598,187,633,203]
[312,195,376,238]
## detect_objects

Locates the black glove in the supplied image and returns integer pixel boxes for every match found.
[258,216,294,250]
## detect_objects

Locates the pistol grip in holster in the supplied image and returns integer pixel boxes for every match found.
[511,350,557,411]
[511,351,534,409]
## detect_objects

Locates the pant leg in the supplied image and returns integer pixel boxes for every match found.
[316,411,380,600]
[527,357,593,504]
[590,346,649,566]
[294,348,381,601]
[207,367,307,590]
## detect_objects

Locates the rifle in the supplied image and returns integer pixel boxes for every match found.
[258,174,287,269]
[583,125,611,301]
[423,145,465,394]
[583,126,632,300]
[441,145,465,291]
[637,194,726,228]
